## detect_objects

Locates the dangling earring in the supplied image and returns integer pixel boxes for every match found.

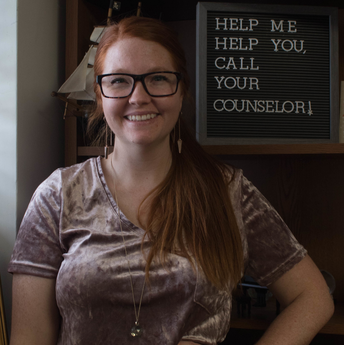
[172,123,176,144]
[177,114,182,154]
[104,117,109,159]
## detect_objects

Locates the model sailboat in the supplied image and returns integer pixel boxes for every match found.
[53,1,142,117]
[57,35,102,102]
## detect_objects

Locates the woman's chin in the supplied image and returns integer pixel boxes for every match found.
[125,135,171,150]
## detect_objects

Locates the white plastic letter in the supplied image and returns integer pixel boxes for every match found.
[226,57,237,70]
[295,101,305,113]
[224,99,235,112]
[224,77,236,89]
[282,101,294,113]
[271,39,282,52]
[215,18,228,30]
[249,19,259,31]
[215,57,226,69]
[249,38,258,50]
[215,37,227,50]
[239,57,248,70]
[213,99,224,111]
[229,18,238,30]
[274,101,283,113]
[257,100,265,112]
[288,21,297,33]
[249,78,259,90]
[250,58,259,70]
[236,77,247,90]
[293,40,304,53]
[235,100,245,112]
[239,19,249,31]
[281,40,293,52]
[238,38,248,50]
[271,20,284,32]
[266,101,274,112]
[229,37,238,50]
[246,100,257,112]
[214,76,225,88]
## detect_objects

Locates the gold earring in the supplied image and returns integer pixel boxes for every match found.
[177,115,182,154]
[172,124,176,144]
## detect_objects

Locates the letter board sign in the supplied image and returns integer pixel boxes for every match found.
[196,2,339,145]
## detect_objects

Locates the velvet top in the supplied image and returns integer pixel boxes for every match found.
[9,157,307,345]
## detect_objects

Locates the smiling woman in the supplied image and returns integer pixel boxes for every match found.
[8,16,333,345]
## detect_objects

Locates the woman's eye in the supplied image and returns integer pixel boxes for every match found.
[152,74,168,82]
[110,77,126,85]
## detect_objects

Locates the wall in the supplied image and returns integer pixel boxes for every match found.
[0,0,18,336]
[0,0,65,335]
[17,0,65,226]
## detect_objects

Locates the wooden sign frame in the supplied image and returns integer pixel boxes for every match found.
[196,2,339,145]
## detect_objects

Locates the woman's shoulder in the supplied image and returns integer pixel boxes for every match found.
[222,163,244,186]
[57,156,99,177]
[28,157,102,207]
[40,157,100,189]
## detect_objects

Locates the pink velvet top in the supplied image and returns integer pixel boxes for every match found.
[9,157,307,345]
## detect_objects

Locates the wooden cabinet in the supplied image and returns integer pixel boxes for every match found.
[62,0,344,342]
[222,152,344,343]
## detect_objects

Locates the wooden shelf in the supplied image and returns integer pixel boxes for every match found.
[78,144,344,157]
[231,299,344,335]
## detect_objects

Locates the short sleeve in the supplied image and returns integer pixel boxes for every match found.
[8,169,64,278]
[238,172,307,286]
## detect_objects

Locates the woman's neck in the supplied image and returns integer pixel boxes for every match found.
[109,138,172,193]
[102,139,172,228]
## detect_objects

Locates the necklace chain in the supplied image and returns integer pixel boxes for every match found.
[110,158,145,335]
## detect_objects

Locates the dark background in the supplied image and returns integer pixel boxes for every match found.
[84,0,344,22]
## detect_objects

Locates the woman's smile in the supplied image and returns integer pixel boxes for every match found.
[125,113,158,122]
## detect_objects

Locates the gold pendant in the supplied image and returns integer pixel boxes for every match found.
[130,322,143,337]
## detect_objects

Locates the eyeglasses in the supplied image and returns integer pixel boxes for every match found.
[96,71,182,98]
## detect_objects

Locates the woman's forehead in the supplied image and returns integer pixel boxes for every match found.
[102,37,177,74]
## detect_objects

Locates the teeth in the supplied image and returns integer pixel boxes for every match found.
[127,114,157,121]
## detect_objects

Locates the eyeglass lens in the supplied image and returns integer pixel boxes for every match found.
[101,72,178,98]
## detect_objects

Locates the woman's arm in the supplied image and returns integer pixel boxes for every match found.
[256,255,334,345]
[10,274,60,345]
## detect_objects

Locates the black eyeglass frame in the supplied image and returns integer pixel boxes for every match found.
[96,71,183,99]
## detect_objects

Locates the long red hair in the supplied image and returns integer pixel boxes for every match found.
[88,16,244,290]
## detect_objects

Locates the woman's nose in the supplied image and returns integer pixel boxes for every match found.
[128,81,151,105]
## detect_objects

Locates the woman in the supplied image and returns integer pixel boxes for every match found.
[9,16,333,345]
